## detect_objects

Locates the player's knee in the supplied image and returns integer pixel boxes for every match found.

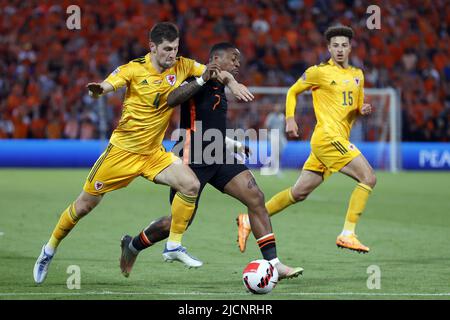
[290,188,309,202]
[74,199,97,217]
[255,188,266,206]
[361,173,377,188]
[75,192,102,218]
[178,177,200,196]
[247,188,265,210]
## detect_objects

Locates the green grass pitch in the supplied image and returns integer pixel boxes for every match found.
[0,169,449,300]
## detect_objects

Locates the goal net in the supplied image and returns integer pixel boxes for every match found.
[225,87,401,172]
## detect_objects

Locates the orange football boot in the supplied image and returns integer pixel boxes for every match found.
[236,213,251,253]
[336,233,370,253]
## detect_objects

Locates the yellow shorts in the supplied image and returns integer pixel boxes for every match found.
[303,136,361,178]
[83,144,178,195]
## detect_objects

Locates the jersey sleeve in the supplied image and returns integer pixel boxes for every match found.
[286,66,321,118]
[104,63,134,90]
[181,57,206,78]
[181,76,196,86]
[357,71,365,112]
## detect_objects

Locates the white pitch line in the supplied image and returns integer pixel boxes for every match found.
[1,291,450,297]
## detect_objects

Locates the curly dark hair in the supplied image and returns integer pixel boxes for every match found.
[324,25,354,42]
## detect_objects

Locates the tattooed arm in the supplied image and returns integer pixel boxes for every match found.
[167,79,202,107]
[167,62,221,107]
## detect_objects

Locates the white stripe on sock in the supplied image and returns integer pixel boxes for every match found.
[256,233,274,242]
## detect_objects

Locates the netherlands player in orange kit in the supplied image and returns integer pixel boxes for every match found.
[237,25,376,253]
[33,22,254,284]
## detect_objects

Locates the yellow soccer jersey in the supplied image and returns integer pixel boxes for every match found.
[105,53,206,154]
[286,58,364,140]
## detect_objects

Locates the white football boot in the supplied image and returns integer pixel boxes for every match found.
[162,245,203,268]
[33,245,55,284]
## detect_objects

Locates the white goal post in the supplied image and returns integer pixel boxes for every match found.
[226,87,401,172]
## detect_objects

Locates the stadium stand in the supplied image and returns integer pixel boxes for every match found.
[0,0,448,141]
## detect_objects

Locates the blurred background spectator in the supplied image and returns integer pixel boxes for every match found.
[0,0,448,141]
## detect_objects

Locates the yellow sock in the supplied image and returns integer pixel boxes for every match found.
[48,202,79,250]
[168,192,197,244]
[343,183,372,233]
[265,187,296,217]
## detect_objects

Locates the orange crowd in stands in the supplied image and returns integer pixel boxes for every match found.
[0,0,449,141]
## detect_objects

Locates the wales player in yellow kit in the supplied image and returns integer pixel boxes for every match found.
[237,25,376,253]
[33,22,253,284]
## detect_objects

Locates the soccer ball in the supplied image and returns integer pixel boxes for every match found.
[242,259,278,294]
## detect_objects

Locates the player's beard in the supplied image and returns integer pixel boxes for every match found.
[158,57,175,70]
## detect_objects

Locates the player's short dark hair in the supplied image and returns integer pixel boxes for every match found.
[324,25,354,43]
[209,42,237,58]
[150,22,179,45]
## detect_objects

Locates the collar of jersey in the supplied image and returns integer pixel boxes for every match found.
[145,53,177,75]
[328,58,352,72]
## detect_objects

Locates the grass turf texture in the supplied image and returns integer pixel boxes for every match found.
[0,169,449,300]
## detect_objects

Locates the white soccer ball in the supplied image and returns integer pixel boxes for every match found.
[242,259,278,294]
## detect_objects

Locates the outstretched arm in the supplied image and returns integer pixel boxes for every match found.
[216,71,254,102]
[89,62,133,98]
[86,81,114,99]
